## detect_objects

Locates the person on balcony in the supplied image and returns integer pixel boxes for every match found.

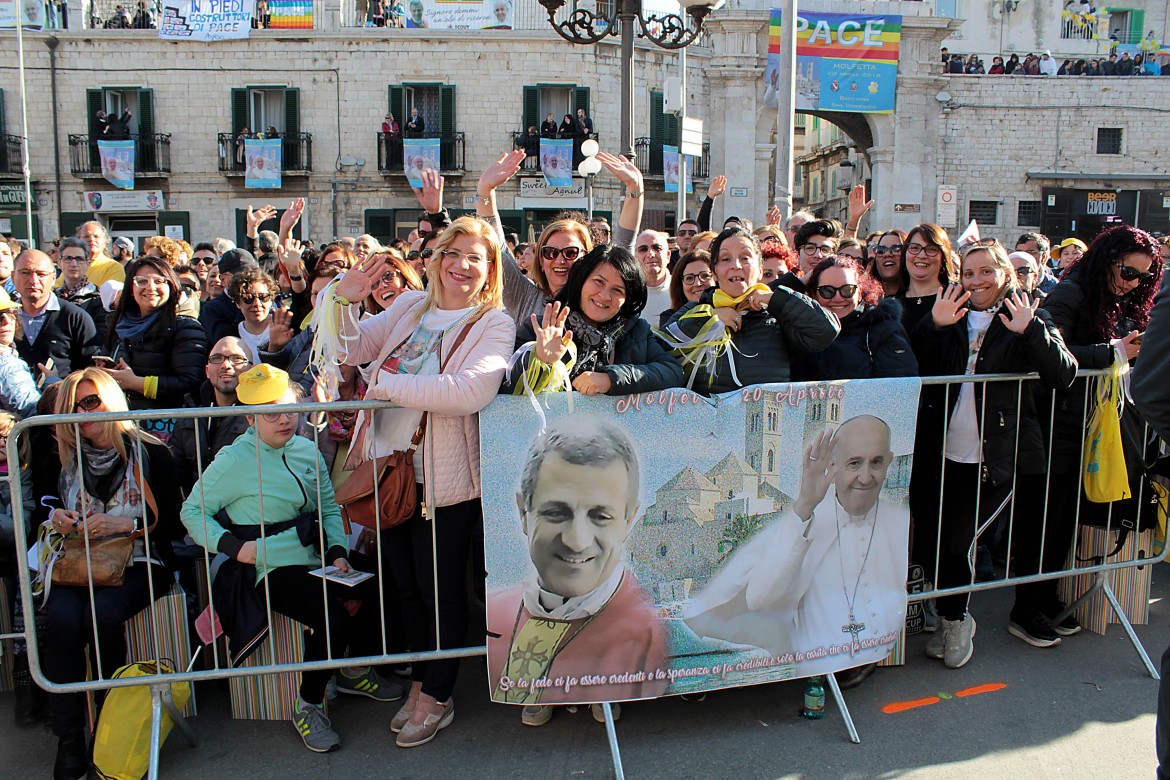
[539,113,557,139]
[405,107,425,137]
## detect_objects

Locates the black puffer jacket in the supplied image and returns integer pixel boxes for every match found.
[797,298,918,381]
[911,304,1077,486]
[106,313,209,410]
[664,284,839,396]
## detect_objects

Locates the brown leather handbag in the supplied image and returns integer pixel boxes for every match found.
[335,323,471,530]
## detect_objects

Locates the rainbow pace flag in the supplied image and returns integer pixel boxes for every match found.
[766,7,901,114]
[268,0,312,29]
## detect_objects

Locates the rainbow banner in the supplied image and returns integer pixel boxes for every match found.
[268,0,312,29]
[766,7,901,114]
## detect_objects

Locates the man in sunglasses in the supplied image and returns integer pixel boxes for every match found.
[200,248,259,344]
[671,219,700,270]
[190,243,219,288]
[172,336,253,492]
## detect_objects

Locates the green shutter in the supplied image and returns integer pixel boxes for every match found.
[1130,10,1145,44]
[573,86,590,119]
[86,89,103,169]
[156,211,190,242]
[439,85,456,170]
[522,85,540,133]
[136,88,156,172]
[231,88,247,134]
[284,87,301,170]
[650,89,664,140]
[388,85,405,123]
[60,212,90,238]
[136,89,154,137]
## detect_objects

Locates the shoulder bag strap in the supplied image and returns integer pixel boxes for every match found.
[408,321,474,452]
[131,457,159,539]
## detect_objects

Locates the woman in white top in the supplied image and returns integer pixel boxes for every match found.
[230,269,275,364]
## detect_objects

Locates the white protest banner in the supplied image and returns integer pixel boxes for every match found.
[160,0,253,41]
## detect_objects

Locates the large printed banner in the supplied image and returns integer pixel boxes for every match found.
[663,144,693,194]
[244,138,281,188]
[404,0,513,29]
[483,378,919,705]
[0,0,46,27]
[403,137,441,188]
[160,0,253,41]
[98,140,135,190]
[540,138,573,188]
[766,8,901,114]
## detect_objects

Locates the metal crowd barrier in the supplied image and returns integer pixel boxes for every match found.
[3,370,1166,777]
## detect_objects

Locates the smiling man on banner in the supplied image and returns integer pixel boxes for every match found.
[487,417,668,713]
[685,415,908,676]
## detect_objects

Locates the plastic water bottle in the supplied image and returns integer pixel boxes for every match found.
[801,676,825,719]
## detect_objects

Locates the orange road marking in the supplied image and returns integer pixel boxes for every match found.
[955,683,1007,697]
[882,697,940,714]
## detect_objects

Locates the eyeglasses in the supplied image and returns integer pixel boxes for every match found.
[1116,263,1156,283]
[637,244,666,254]
[677,229,698,237]
[131,276,169,289]
[906,242,943,258]
[815,284,859,300]
[870,244,902,256]
[208,354,250,366]
[260,411,301,423]
[406,248,434,262]
[75,393,102,412]
[682,272,715,285]
[240,293,273,305]
[799,244,834,257]
[440,248,486,264]
[190,256,214,267]
[1015,267,1035,278]
[541,245,582,262]
[378,270,404,286]
[15,269,54,280]
[59,254,89,265]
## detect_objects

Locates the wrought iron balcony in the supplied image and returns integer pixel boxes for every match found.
[377,132,466,175]
[67,133,172,177]
[0,135,24,177]
[635,137,710,180]
[217,132,313,176]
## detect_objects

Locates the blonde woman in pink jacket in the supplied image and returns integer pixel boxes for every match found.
[325,215,515,748]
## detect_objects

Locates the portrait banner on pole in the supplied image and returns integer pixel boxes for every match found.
[482,377,920,705]
[663,145,693,194]
[159,0,253,41]
[244,138,282,189]
[539,138,573,188]
[403,137,441,188]
[403,0,513,29]
[98,140,135,191]
[766,7,901,114]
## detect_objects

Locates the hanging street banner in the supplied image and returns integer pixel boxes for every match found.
[244,138,282,189]
[766,8,901,114]
[268,0,312,28]
[403,0,513,29]
[159,0,253,41]
[539,138,573,188]
[0,0,46,27]
[98,140,135,191]
[663,145,693,195]
[482,378,919,705]
[403,137,441,188]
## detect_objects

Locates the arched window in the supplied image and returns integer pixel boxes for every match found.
[767,449,775,472]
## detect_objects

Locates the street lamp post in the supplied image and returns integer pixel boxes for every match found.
[538,0,724,160]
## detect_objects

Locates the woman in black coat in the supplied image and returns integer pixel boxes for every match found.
[910,241,1075,667]
[506,245,684,396]
[799,255,917,380]
[103,255,209,413]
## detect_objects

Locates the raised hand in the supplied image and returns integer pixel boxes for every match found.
[531,302,572,365]
[846,184,874,229]
[792,429,838,521]
[333,253,390,304]
[478,149,525,196]
[766,204,782,226]
[997,291,1038,334]
[597,151,643,192]
[415,168,445,214]
[932,283,970,328]
[279,198,305,236]
[246,204,276,235]
[276,239,303,272]
[708,174,727,199]
[268,307,295,352]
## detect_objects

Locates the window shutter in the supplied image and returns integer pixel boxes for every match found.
[388,85,405,122]
[136,88,156,172]
[60,212,90,238]
[157,211,190,242]
[136,89,154,137]
[1130,10,1145,44]
[86,89,103,169]
[573,86,590,119]
[440,85,456,170]
[522,85,539,133]
[650,89,664,141]
[284,87,301,170]
[231,88,248,134]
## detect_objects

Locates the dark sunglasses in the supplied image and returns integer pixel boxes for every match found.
[75,393,102,412]
[541,245,582,262]
[240,293,273,305]
[406,248,434,262]
[815,284,859,300]
[378,270,404,286]
[677,229,698,237]
[190,257,214,267]
[870,244,902,255]
[1117,263,1155,283]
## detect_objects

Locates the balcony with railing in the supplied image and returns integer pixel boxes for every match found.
[217,133,313,176]
[377,132,466,176]
[0,135,24,177]
[510,130,602,173]
[67,133,172,177]
[635,138,710,181]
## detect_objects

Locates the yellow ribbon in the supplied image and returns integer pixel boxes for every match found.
[711,284,771,311]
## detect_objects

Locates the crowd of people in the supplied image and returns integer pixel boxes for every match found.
[0,147,1166,778]
[942,46,1170,77]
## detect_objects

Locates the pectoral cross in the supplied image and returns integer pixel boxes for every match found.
[841,615,866,656]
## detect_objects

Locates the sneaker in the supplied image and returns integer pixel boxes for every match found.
[942,614,976,669]
[395,694,454,748]
[337,667,405,702]
[521,705,554,727]
[925,623,948,659]
[292,698,341,753]
[1044,602,1082,637]
[922,597,938,633]
[591,703,621,724]
[391,663,412,677]
[390,681,423,733]
[1008,610,1062,648]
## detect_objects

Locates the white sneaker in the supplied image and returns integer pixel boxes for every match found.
[925,623,948,659]
[591,703,621,724]
[521,705,554,726]
[943,614,976,669]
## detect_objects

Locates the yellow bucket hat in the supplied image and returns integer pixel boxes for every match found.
[0,290,19,313]
[1050,237,1087,261]
[236,364,290,406]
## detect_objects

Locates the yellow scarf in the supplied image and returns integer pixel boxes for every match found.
[712,284,771,311]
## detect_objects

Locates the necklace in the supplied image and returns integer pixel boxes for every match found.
[834,498,879,656]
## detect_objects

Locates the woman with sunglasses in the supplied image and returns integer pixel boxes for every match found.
[316,216,515,748]
[1040,224,1163,611]
[474,149,645,326]
[662,226,839,394]
[102,256,208,412]
[363,249,423,316]
[230,268,277,364]
[507,245,684,397]
[799,256,917,381]
[867,230,907,297]
[663,250,715,327]
[897,223,958,333]
[38,368,183,780]
[911,242,1075,666]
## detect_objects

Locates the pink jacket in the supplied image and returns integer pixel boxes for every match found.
[343,291,515,507]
